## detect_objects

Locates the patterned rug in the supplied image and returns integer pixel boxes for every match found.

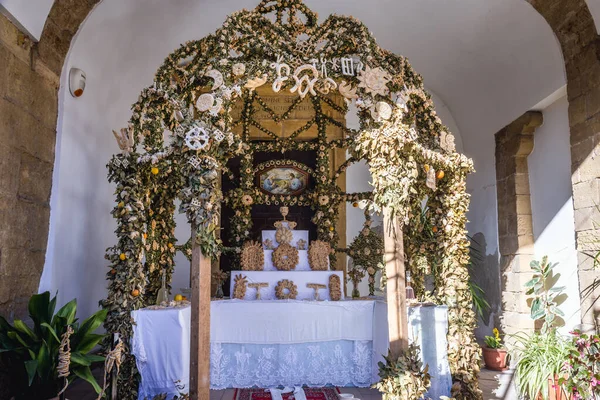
[235,387,341,400]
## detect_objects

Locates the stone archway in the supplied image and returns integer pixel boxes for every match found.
[523,0,600,331]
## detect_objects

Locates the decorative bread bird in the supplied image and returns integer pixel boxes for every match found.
[245,74,268,91]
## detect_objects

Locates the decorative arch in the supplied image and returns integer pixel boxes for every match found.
[102,1,480,398]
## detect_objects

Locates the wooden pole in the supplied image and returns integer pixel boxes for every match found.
[383,208,409,358]
[189,226,211,400]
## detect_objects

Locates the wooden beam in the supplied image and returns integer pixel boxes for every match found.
[383,208,409,358]
[189,227,211,400]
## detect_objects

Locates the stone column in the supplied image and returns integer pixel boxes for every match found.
[527,0,600,333]
[495,111,543,336]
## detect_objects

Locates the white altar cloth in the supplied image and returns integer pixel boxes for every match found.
[211,299,373,343]
[132,300,382,398]
[230,271,344,300]
[131,301,450,399]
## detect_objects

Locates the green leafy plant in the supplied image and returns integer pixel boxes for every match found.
[511,256,570,400]
[525,256,566,333]
[560,330,600,399]
[374,344,431,400]
[469,281,490,320]
[0,291,107,399]
[512,331,571,400]
[467,237,490,319]
[484,328,503,349]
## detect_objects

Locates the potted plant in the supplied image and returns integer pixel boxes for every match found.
[0,291,107,399]
[561,330,600,400]
[511,256,570,400]
[513,331,571,400]
[482,328,508,370]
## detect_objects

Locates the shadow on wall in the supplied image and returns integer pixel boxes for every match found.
[470,232,501,341]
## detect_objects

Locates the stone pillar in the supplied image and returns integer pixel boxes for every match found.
[0,2,98,321]
[495,111,543,336]
[0,15,58,320]
[527,0,600,332]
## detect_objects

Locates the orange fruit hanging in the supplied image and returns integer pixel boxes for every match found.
[436,170,445,180]
[151,167,159,175]
[131,289,140,297]
[119,253,127,261]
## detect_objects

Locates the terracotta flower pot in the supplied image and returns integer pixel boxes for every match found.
[536,376,568,400]
[482,346,508,371]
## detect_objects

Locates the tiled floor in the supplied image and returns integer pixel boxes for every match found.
[479,368,518,400]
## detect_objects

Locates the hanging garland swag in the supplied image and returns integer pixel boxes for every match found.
[102,0,480,398]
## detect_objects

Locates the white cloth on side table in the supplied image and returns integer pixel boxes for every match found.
[408,305,452,399]
[230,271,344,300]
[131,306,191,400]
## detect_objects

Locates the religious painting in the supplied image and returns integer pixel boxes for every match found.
[256,161,310,195]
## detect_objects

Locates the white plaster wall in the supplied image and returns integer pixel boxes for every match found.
[586,0,600,34]
[528,96,581,332]
[0,0,54,40]
[39,0,261,317]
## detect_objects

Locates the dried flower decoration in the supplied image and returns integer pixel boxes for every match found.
[275,279,298,299]
[318,195,330,206]
[241,194,254,206]
[272,243,299,271]
[233,274,248,300]
[308,240,331,271]
[241,240,264,271]
[232,62,246,76]
[357,65,392,97]
[329,274,342,301]
[296,239,307,250]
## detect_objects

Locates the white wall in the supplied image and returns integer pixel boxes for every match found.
[528,96,581,332]
[0,0,54,40]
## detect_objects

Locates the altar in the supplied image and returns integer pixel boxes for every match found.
[103,1,482,397]
[131,301,452,400]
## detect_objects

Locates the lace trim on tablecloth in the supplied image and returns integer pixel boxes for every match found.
[210,340,373,389]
